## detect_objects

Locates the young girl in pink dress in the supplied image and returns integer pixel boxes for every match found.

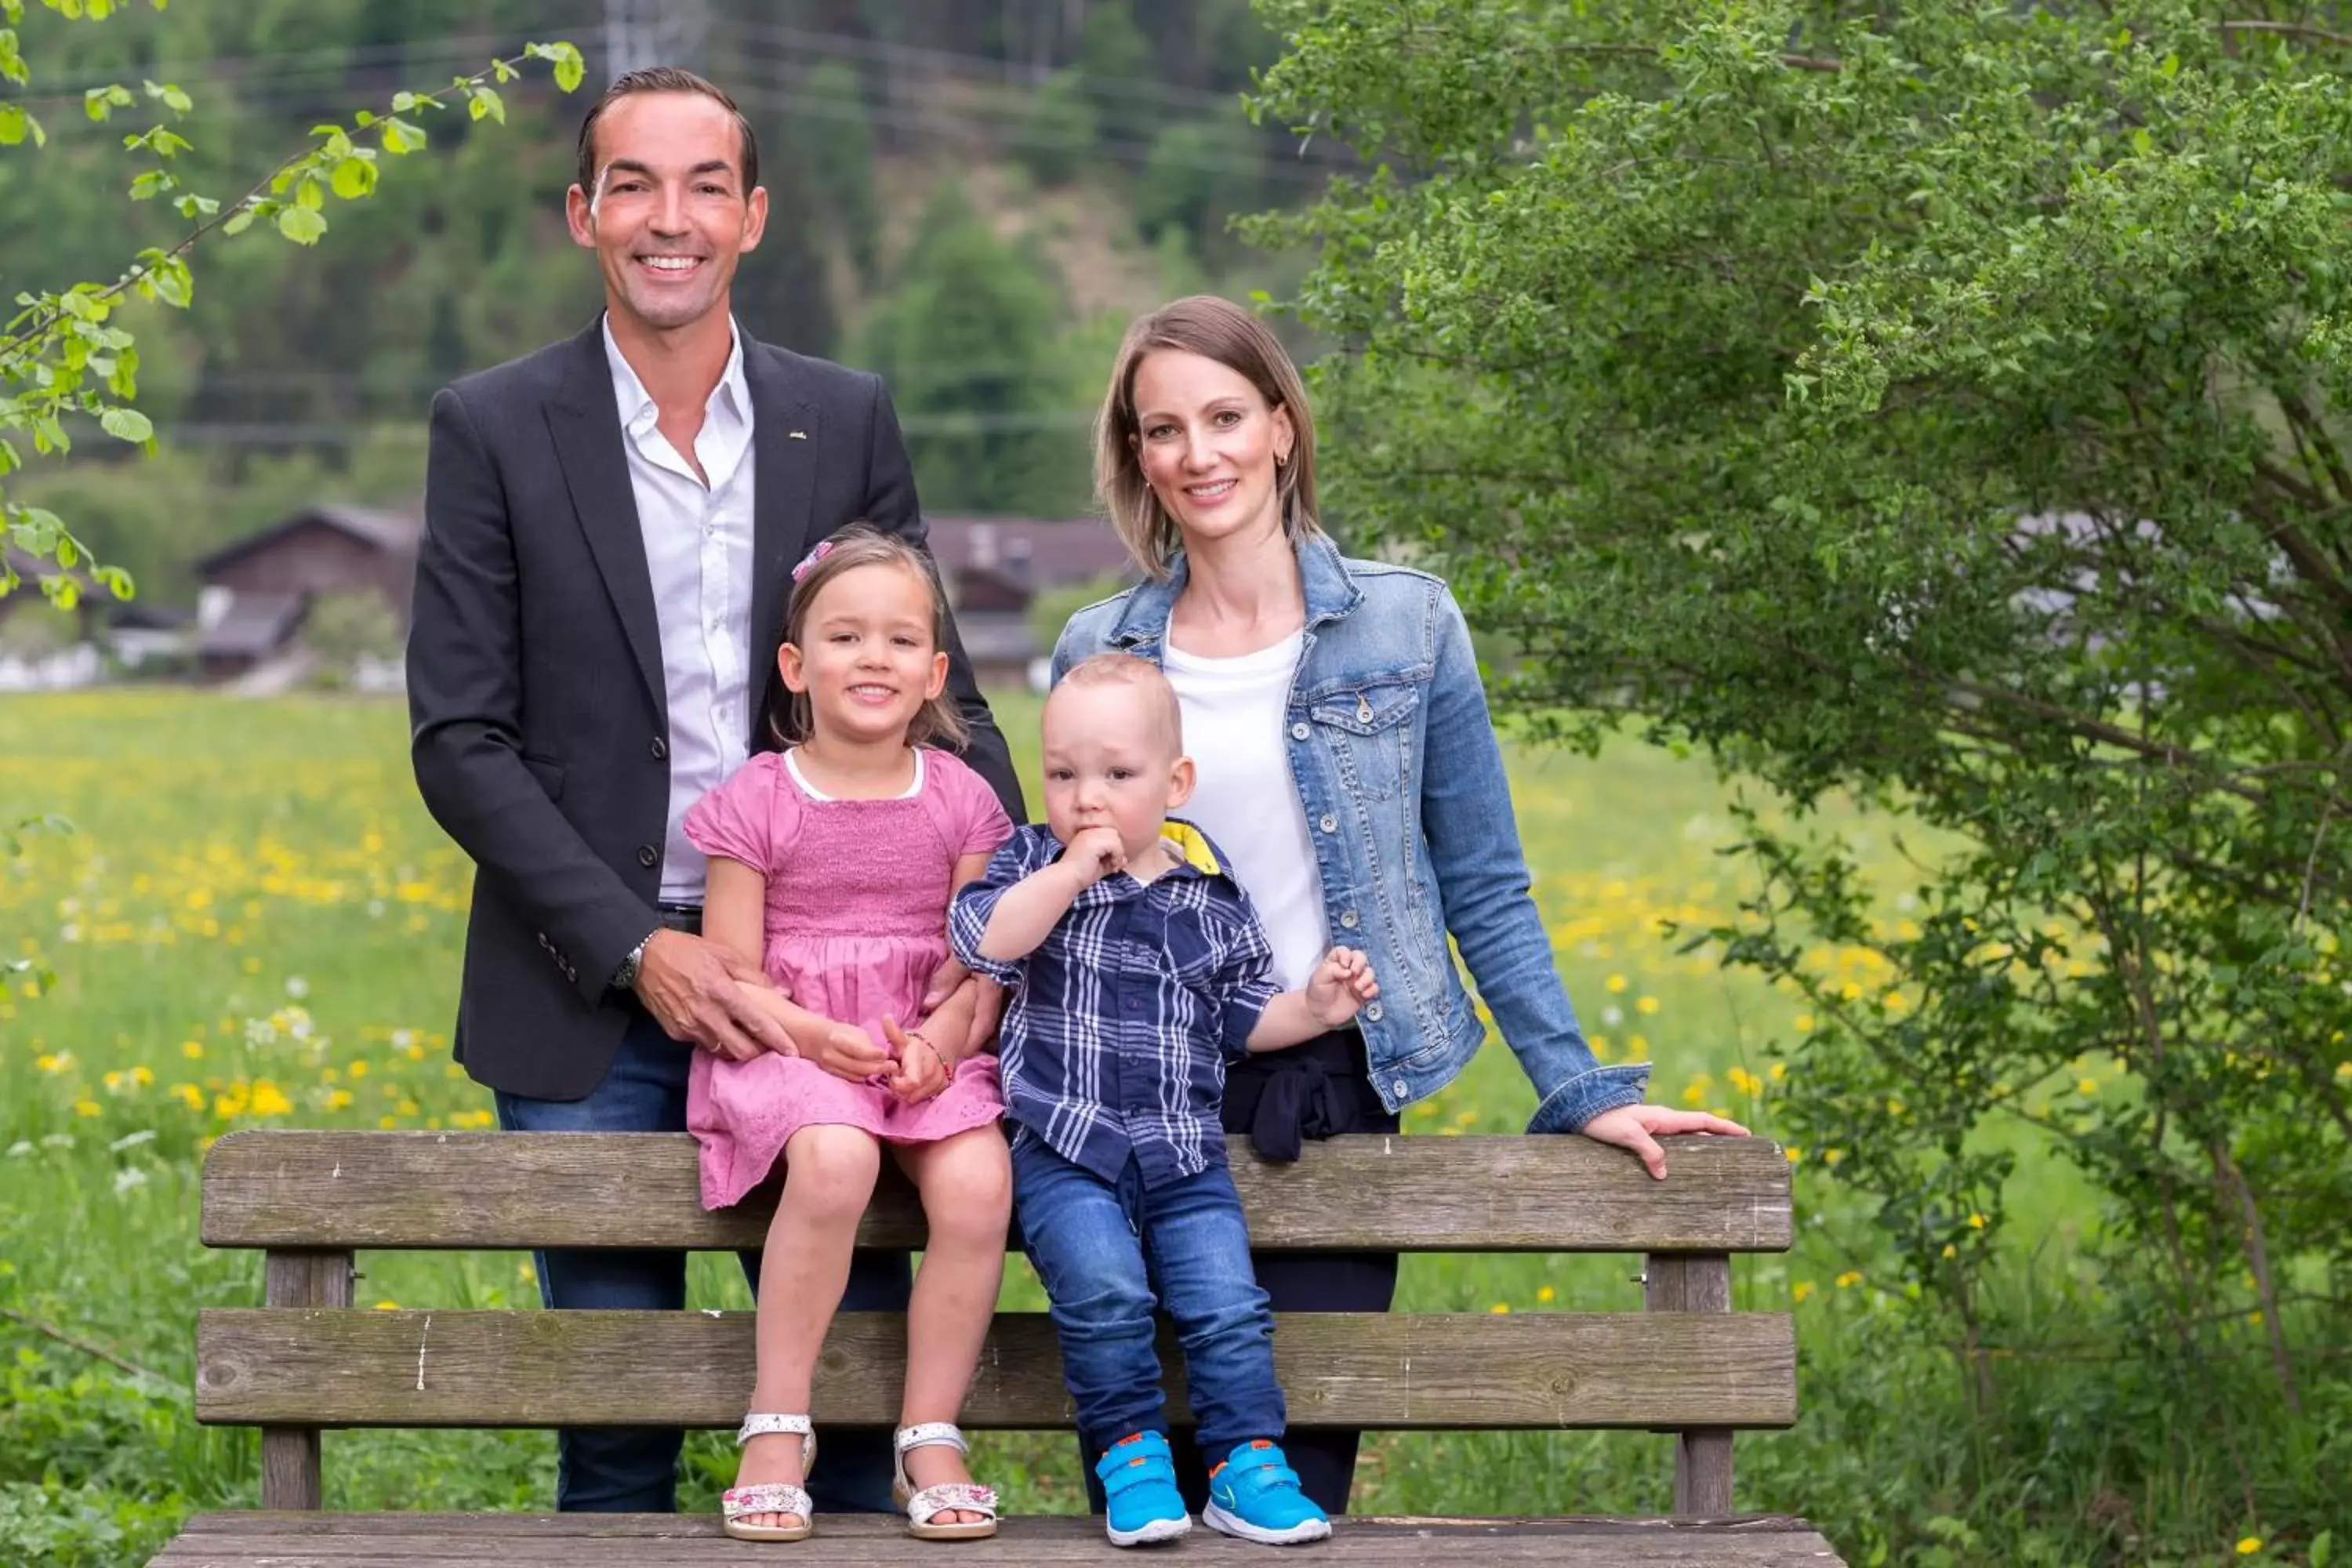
[683,526,1014,1544]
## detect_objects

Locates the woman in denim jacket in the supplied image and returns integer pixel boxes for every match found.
[1052,296,1749,1515]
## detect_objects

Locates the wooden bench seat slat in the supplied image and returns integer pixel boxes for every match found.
[198,1131,1793,1253]
[197,1308,1798,1430]
[152,1513,1849,1566]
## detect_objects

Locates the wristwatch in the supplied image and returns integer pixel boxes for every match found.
[610,930,657,993]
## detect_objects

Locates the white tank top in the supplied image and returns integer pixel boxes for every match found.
[1162,632,1330,992]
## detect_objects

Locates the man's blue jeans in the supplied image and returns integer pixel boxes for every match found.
[494,1011,909,1513]
[1011,1135,1285,1457]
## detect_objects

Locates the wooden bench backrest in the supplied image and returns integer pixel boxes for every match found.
[196,1131,1795,1516]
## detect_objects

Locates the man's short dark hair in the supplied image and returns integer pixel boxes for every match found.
[574,67,759,197]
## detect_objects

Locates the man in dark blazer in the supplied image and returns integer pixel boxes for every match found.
[406,67,1025,1517]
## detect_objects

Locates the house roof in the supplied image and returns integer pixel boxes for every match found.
[924,517,1134,588]
[195,504,423,575]
[197,590,305,658]
[955,610,1040,664]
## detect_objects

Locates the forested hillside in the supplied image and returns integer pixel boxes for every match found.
[1,0,1329,604]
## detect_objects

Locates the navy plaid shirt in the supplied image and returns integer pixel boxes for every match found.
[949,821,1281,1189]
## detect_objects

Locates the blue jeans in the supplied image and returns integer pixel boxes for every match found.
[1011,1135,1284,1457]
[495,1010,910,1513]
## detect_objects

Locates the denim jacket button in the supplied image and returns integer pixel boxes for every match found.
[1319,814,1338,833]
[1390,1075,1406,1098]
[1367,1003,1384,1022]
[1290,722,1310,740]
[1340,909,1359,929]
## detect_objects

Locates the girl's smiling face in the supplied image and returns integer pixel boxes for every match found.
[778,561,948,747]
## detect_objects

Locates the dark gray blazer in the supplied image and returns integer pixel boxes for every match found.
[407,320,1025,1102]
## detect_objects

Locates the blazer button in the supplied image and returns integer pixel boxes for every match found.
[637,844,659,868]
[650,736,668,761]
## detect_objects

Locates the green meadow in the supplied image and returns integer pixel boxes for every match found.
[0,691,2161,1566]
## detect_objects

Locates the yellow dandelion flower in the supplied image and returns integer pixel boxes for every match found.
[1791,1281,1814,1304]
[74,1098,103,1118]
[250,1081,296,1117]
[1536,1286,1555,1304]
[2077,1077,2098,1094]
[241,957,262,974]
[182,1041,204,1059]
[326,1090,355,1111]
[374,1300,400,1311]
[2236,1539,2261,1556]
[1835,1271,1863,1288]
[1839,982,1862,1001]
[1784,1146,1804,1163]
[1941,1243,1958,1259]
[1489,1302,1510,1314]
[173,1084,205,1112]
[349,1061,368,1079]
[1769,1062,1787,1082]
[1605,974,1628,993]
[35,1052,71,1073]
[1822,1149,1844,1166]
[1635,996,1660,1015]
[1968,1213,1987,1229]
[379,1115,399,1129]
[1886,1098,1906,1116]
[1793,1014,1814,1033]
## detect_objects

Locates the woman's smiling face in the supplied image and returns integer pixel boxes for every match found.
[1129,348,1294,553]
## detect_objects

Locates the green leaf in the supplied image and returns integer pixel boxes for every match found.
[380,117,427,154]
[275,205,328,245]
[222,205,256,237]
[469,85,505,125]
[390,90,417,113]
[329,155,376,200]
[531,41,586,94]
[54,535,76,568]
[0,102,38,146]
[296,175,325,210]
[98,405,152,444]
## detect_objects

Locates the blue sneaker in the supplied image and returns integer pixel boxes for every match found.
[1203,1439,1331,1544]
[1095,1431,1191,1547]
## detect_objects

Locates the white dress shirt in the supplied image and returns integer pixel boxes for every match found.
[602,315,757,905]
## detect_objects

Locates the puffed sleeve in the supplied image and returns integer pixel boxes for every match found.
[683,752,797,873]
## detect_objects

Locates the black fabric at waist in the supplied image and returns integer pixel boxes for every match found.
[1222,1026,1399,1163]
[656,902,702,935]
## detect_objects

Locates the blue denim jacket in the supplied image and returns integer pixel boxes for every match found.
[1051,533,1650,1133]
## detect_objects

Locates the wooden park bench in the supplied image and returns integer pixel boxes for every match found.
[152,1128,1848,1566]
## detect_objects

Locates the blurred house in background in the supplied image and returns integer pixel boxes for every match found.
[926,515,1134,688]
[190,504,420,685]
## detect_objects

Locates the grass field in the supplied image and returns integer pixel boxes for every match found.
[0,688,2225,1566]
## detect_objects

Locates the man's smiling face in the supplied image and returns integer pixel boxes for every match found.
[566,90,767,336]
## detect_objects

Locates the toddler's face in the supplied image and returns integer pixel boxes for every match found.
[1040,682,1191,862]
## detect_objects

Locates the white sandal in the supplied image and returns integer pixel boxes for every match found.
[892,1421,1000,1541]
[723,1414,816,1542]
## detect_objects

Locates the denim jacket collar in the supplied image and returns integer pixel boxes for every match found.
[1107,531,1365,649]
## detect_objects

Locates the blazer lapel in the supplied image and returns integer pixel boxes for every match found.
[546,322,667,728]
[744,339,818,751]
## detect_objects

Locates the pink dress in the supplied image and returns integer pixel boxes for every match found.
[682,746,1015,1209]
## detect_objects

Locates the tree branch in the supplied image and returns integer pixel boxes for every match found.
[2220,20,2352,49]
[0,1305,170,1385]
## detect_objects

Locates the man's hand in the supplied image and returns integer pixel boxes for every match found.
[1579,1103,1751,1180]
[920,954,971,1013]
[880,1014,951,1104]
[632,929,792,1062]
[1304,946,1379,1026]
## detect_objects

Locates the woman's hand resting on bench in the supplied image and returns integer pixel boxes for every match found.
[1578,1103,1751,1180]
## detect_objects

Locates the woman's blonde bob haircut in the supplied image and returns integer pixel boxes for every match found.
[1094,295,1321,581]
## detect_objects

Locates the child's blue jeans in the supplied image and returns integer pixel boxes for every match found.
[1011,1135,1285,1457]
